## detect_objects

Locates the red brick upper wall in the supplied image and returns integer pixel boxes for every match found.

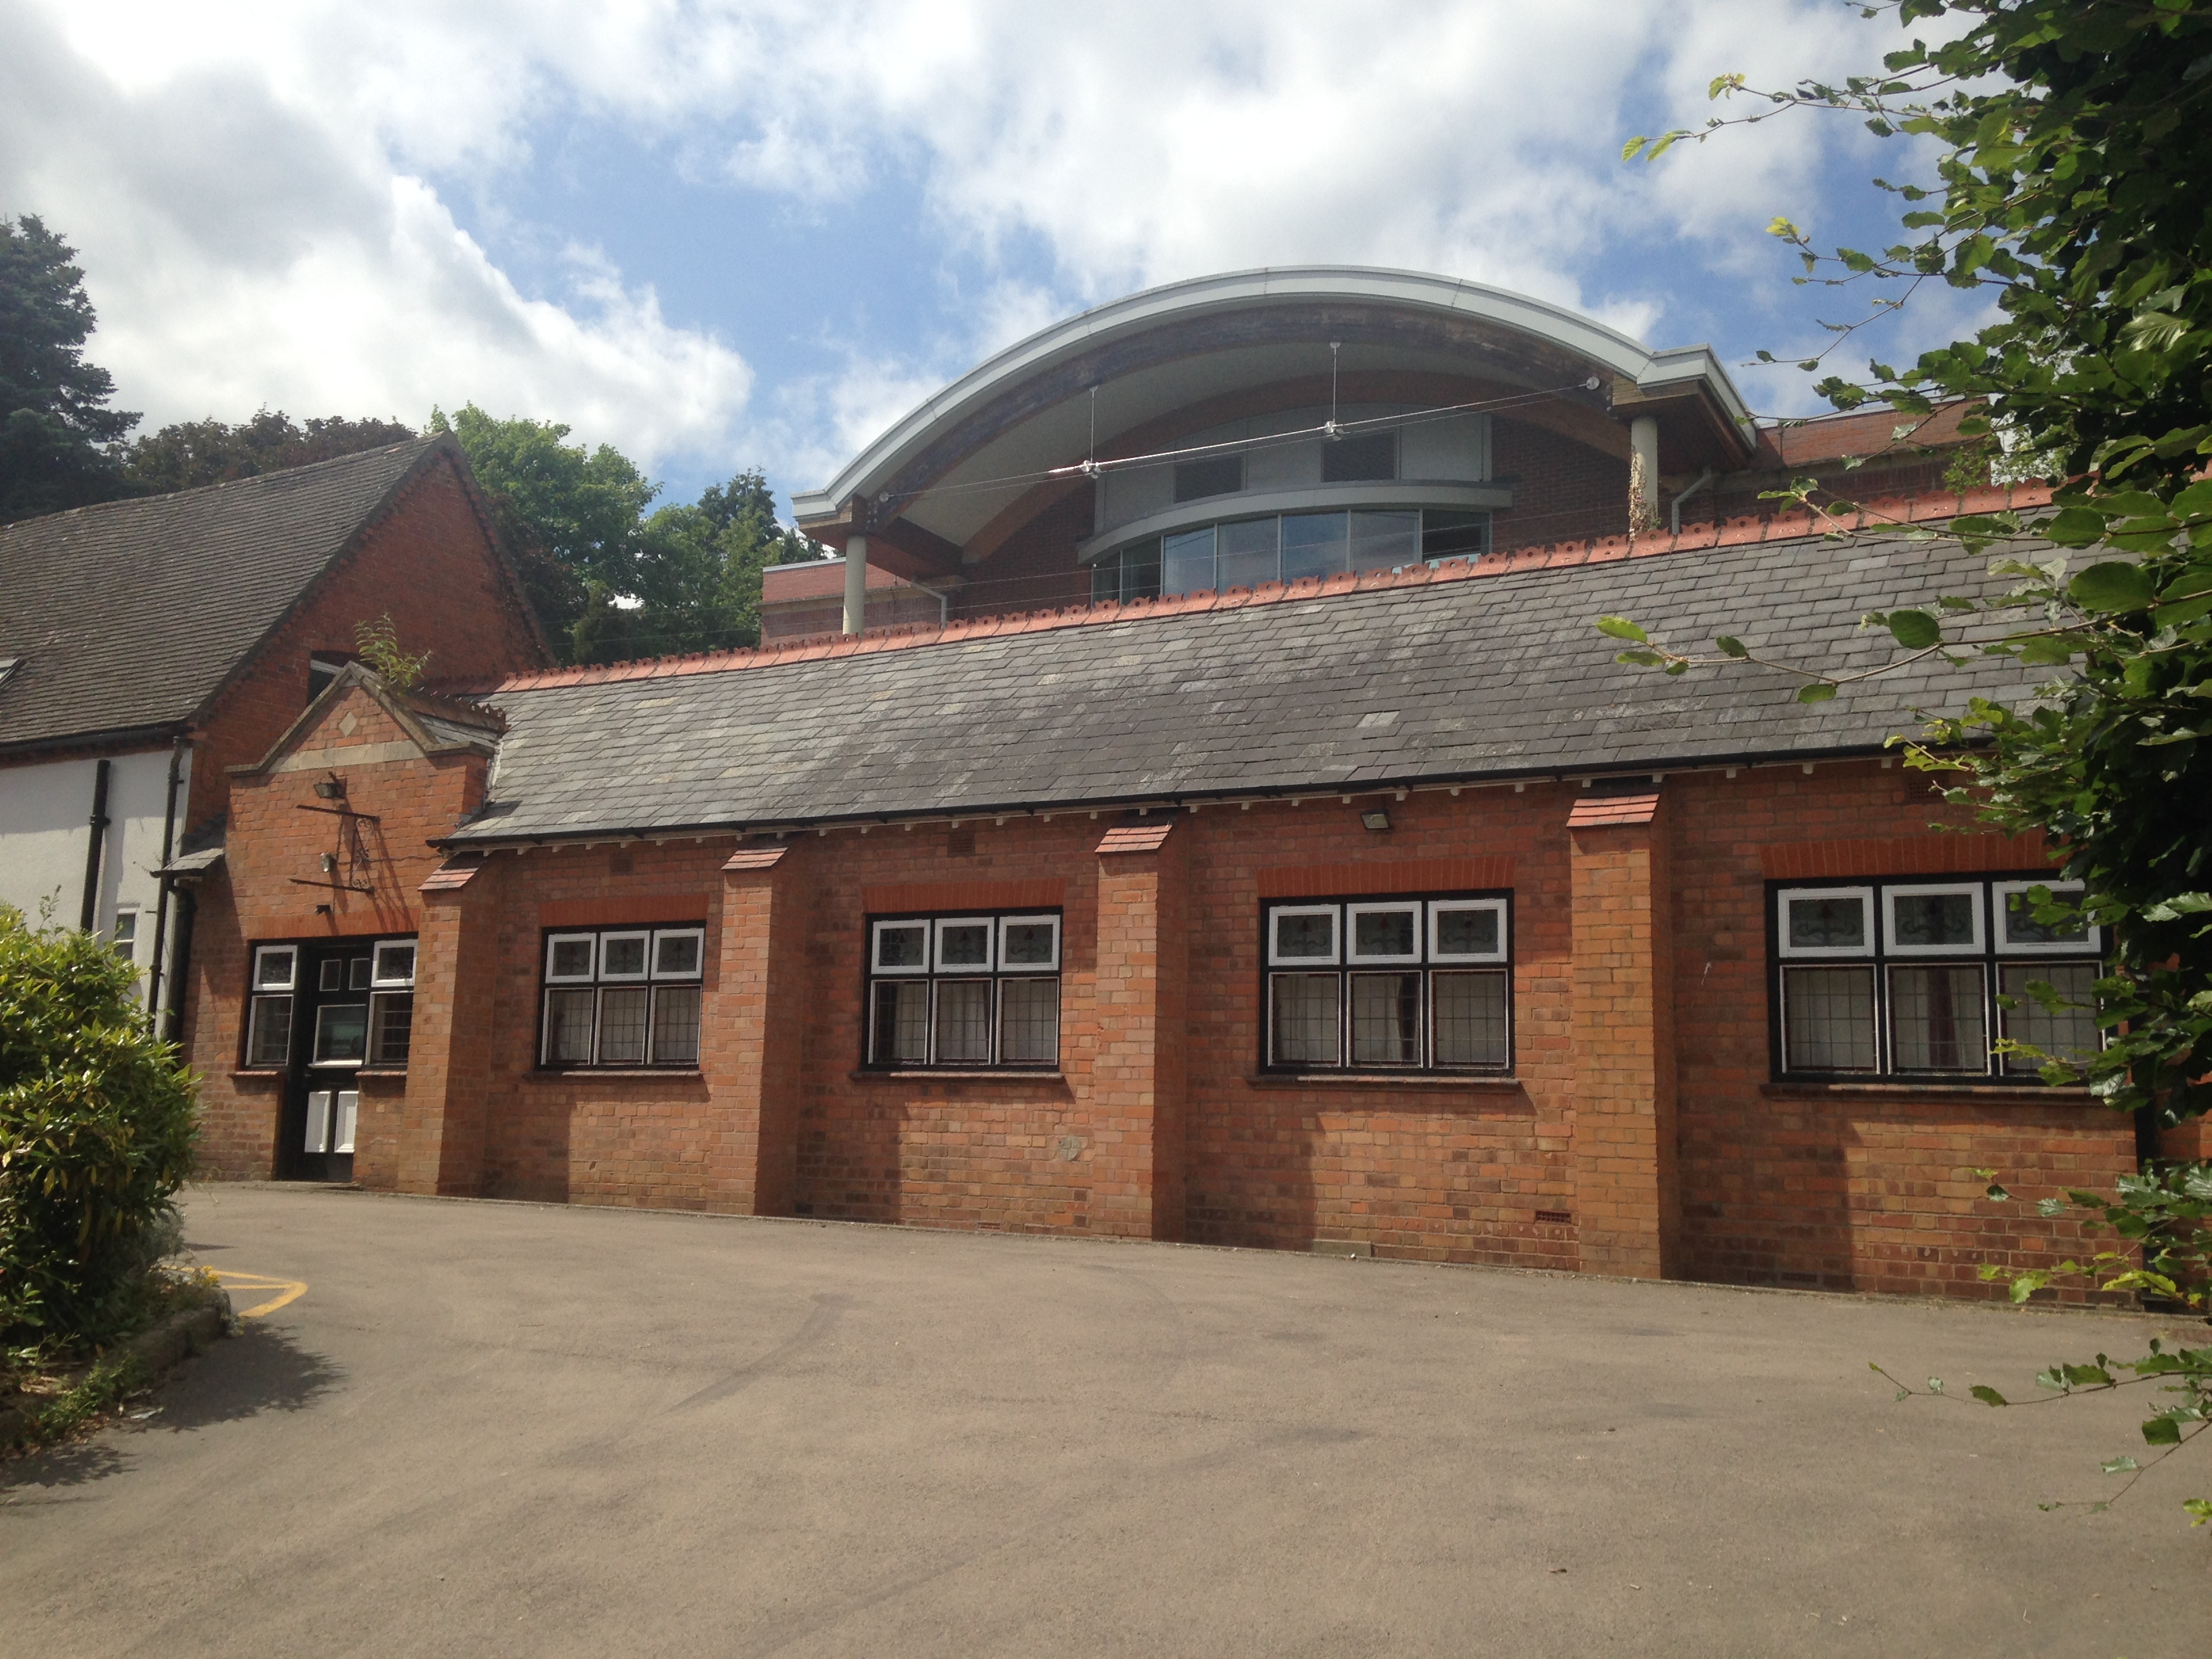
[188,453,546,830]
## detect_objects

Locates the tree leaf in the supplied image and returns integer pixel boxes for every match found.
[1596,616,1649,643]
[1797,682,1838,703]
[1715,636,1750,659]
[2068,562,2154,611]
[1884,609,1942,648]
[1969,1385,2008,1407]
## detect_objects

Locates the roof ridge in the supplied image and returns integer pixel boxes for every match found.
[462,480,2055,697]
[0,434,441,535]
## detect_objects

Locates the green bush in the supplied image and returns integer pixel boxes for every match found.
[0,903,198,1355]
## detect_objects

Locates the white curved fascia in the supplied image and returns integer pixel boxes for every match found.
[1075,482,1517,564]
[791,266,1748,520]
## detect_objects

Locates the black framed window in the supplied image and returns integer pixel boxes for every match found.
[245,937,417,1070]
[1770,876,2103,1081]
[1261,893,1512,1072]
[539,925,705,1068]
[864,912,1062,1069]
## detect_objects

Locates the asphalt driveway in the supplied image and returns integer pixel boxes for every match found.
[3,1185,2203,1658]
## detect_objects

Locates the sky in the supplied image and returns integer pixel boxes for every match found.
[0,0,1990,521]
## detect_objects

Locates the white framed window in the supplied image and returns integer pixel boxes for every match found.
[1883,883,1985,956]
[865,909,1063,1069]
[1263,895,1512,1072]
[1346,902,1421,964]
[539,923,706,1068]
[1771,877,2101,1082]
[110,908,140,963]
[1776,886,1875,958]
[370,939,417,987]
[651,927,705,979]
[367,936,417,1067]
[598,930,651,981]
[934,917,994,973]
[245,944,300,1068]
[1992,881,2100,956]
[1267,904,1340,966]
[1429,899,1509,964]
[998,914,1061,972]
[253,945,298,990]
[545,933,596,983]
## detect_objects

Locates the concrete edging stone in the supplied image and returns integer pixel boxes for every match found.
[0,1289,234,1450]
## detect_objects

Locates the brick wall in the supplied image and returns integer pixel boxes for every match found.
[184,453,544,831]
[186,736,2145,1297]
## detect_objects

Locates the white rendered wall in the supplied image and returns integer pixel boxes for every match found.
[0,746,189,997]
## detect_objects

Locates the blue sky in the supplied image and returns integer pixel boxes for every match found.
[1,0,1989,521]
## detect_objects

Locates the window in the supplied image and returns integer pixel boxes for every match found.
[1173,454,1243,503]
[1322,431,1396,483]
[110,909,139,962]
[1771,878,2102,1080]
[1262,895,1511,1072]
[247,945,298,1068]
[864,911,1061,1069]
[539,925,705,1068]
[1094,507,1490,598]
[368,939,416,1067]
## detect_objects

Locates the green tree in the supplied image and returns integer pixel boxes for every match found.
[121,409,416,493]
[0,214,137,523]
[0,905,197,1354]
[1616,0,2212,1521]
[430,404,657,648]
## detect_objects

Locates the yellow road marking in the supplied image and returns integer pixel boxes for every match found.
[209,1269,308,1319]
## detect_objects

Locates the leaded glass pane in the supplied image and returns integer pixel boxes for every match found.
[999,977,1059,1063]
[598,987,649,1063]
[1349,972,1421,1064]
[1272,909,1335,960]
[1270,973,1339,1065]
[871,981,928,1064]
[1432,972,1507,1067]
[247,996,293,1067]
[544,988,596,1065]
[1889,964,1987,1071]
[602,934,648,978]
[1782,966,1877,1071]
[1433,905,1500,958]
[1999,962,2100,1073]
[1893,891,1978,949]
[369,993,413,1067]
[1352,908,1416,959]
[651,985,702,1065]
[934,980,992,1063]
[1786,894,1867,951]
[2002,889,2091,947]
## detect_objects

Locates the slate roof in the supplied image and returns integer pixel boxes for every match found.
[0,436,455,752]
[449,526,2044,844]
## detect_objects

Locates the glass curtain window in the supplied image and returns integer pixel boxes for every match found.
[539,924,706,1067]
[1162,526,1215,596]
[1218,518,1279,589]
[1263,896,1510,1071]
[1771,879,2101,1080]
[1280,512,1349,581]
[863,912,1062,1069]
[1348,510,1420,571]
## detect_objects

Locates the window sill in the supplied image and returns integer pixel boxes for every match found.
[230,1069,287,1080]
[1246,1072,1523,1089]
[851,1069,1067,1082]
[530,1069,705,1080]
[1762,1080,2095,1103]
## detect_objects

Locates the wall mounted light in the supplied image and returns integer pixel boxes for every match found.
[1361,808,1391,832]
[314,775,347,800]
[320,853,337,874]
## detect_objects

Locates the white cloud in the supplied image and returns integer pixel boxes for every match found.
[4,0,1946,483]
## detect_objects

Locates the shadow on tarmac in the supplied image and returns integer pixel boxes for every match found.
[1,1323,341,1496]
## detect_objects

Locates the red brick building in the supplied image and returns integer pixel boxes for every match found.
[0,435,548,1032]
[176,270,2175,1296]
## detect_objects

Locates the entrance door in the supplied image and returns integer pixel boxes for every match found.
[280,942,374,1181]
